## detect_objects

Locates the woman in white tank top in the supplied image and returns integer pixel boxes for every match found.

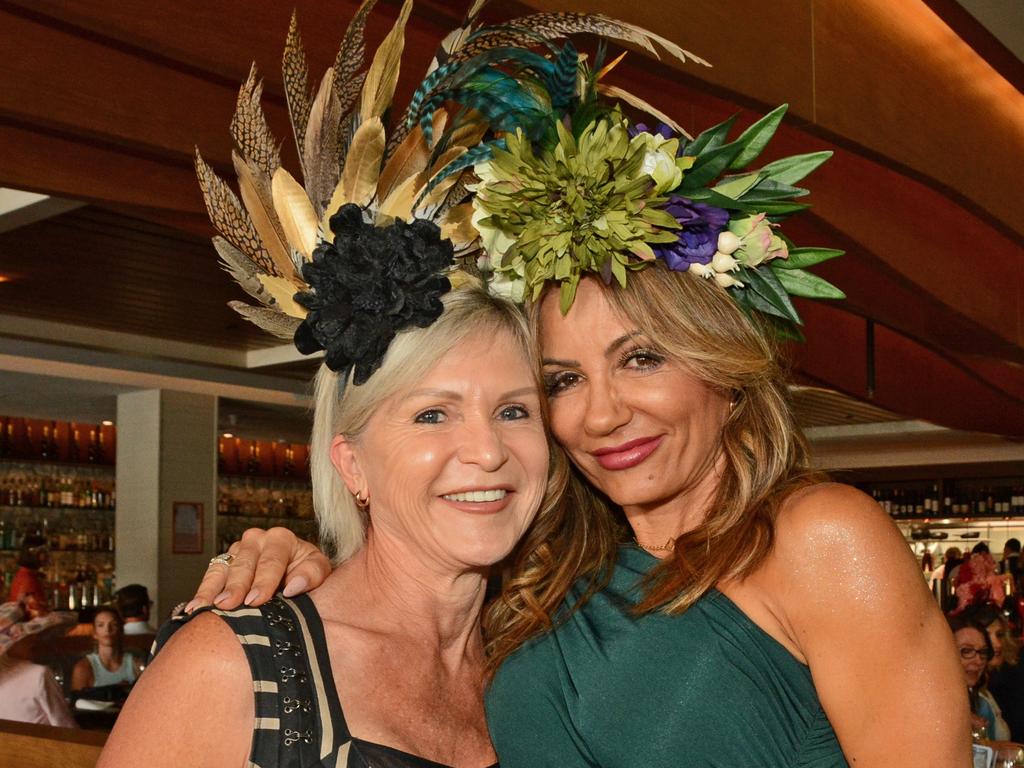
[71,606,140,689]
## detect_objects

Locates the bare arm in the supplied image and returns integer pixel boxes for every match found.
[186,526,332,611]
[70,658,93,691]
[770,484,970,767]
[97,613,253,768]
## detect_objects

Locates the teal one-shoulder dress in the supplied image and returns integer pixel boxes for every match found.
[486,545,848,767]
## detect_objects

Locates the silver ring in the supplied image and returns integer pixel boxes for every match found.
[209,553,235,567]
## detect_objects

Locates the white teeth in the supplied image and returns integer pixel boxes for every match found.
[443,489,508,503]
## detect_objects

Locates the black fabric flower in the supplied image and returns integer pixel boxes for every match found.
[293,204,454,385]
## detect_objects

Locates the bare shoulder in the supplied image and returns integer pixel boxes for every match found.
[98,612,253,768]
[773,482,902,559]
[766,482,925,623]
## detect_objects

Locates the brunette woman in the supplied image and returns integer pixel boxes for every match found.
[71,606,140,690]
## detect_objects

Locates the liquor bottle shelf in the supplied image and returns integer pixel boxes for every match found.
[0,548,113,554]
[0,504,114,513]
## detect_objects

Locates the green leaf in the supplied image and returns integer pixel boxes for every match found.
[772,266,846,299]
[738,178,809,202]
[682,114,737,156]
[734,280,793,322]
[728,104,788,170]
[680,188,755,212]
[755,200,811,216]
[775,247,845,270]
[611,256,627,288]
[761,315,806,342]
[678,142,745,190]
[559,277,578,314]
[759,151,833,185]
[744,265,801,324]
[712,171,762,200]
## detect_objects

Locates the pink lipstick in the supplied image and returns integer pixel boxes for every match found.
[590,436,663,471]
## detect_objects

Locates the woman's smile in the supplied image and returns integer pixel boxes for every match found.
[589,435,664,471]
[440,486,515,513]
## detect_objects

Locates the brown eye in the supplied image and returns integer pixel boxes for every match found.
[545,371,581,396]
[620,347,664,370]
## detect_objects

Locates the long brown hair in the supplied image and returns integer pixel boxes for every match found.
[485,265,820,670]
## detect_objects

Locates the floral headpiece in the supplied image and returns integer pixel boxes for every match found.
[198,0,843,384]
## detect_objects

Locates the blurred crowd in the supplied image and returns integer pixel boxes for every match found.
[0,540,153,730]
[947,539,1024,743]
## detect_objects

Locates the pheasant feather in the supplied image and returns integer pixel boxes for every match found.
[303,69,343,215]
[228,301,302,340]
[333,0,379,106]
[232,151,296,283]
[282,12,312,168]
[377,111,446,202]
[195,149,276,275]
[271,167,319,261]
[598,83,692,139]
[213,236,275,306]
[230,65,280,176]
[322,116,386,227]
[360,0,413,120]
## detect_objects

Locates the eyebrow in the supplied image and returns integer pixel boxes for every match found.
[403,386,538,401]
[542,330,645,367]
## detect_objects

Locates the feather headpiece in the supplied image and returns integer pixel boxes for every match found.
[198,0,842,382]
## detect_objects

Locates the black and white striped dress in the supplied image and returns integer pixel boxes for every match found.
[154,594,498,768]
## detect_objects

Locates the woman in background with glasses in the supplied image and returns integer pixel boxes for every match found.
[951,615,1010,741]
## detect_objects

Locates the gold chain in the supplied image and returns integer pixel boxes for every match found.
[635,538,676,552]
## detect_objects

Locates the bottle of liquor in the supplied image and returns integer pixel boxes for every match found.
[49,421,59,461]
[246,442,260,475]
[40,424,51,460]
[87,428,99,463]
[69,428,81,463]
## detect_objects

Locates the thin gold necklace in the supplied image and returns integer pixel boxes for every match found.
[635,538,675,552]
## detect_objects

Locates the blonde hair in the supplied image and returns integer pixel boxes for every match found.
[310,280,553,564]
[486,265,819,668]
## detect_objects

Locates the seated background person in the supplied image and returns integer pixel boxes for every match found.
[71,606,140,692]
[113,584,155,637]
[950,614,1010,740]
[0,601,76,727]
[7,535,50,618]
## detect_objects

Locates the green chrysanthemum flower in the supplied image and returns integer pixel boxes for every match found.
[472,117,681,312]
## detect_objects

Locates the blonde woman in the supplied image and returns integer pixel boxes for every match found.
[102,285,556,767]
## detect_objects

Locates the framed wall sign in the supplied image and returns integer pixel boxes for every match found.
[172,502,203,554]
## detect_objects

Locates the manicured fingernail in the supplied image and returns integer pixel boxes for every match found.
[283,576,307,598]
[184,599,201,614]
[213,591,230,605]
[243,588,261,605]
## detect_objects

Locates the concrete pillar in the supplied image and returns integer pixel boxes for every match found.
[115,390,216,622]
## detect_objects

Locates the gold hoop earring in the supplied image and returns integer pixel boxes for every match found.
[354,490,370,509]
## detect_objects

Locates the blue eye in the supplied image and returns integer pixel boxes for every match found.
[498,405,529,420]
[414,409,446,424]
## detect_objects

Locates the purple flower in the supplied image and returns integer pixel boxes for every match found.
[628,122,676,141]
[653,196,730,271]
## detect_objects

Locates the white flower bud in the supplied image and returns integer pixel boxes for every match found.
[717,230,742,255]
[714,272,744,288]
[711,252,740,273]
[689,263,716,279]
